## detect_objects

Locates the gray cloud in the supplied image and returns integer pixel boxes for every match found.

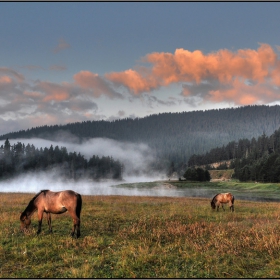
[0,67,25,82]
[145,95,177,108]
[118,110,126,117]
[181,80,230,98]
[21,65,45,71]
[52,38,70,54]
[49,65,67,71]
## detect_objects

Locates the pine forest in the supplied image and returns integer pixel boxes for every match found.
[2,105,280,181]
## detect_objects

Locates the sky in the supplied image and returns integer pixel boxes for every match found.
[1,2,280,135]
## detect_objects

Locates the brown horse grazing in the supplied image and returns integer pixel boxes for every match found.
[20,190,82,238]
[211,192,234,212]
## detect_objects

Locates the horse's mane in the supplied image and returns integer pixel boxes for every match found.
[32,189,49,200]
[24,190,49,212]
[211,193,220,202]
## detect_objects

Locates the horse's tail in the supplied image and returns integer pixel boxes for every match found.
[231,194,235,204]
[76,194,82,218]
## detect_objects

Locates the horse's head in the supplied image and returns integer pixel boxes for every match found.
[210,200,216,210]
[20,212,31,231]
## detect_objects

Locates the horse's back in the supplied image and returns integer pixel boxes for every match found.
[214,192,234,203]
[58,190,82,209]
[41,190,81,210]
[63,190,81,201]
[224,192,234,201]
[49,190,80,199]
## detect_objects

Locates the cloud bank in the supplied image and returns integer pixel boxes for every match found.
[1,44,280,134]
[106,43,280,105]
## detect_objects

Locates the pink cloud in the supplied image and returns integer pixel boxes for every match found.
[34,81,70,102]
[0,76,12,84]
[106,69,159,95]
[105,43,280,106]
[74,70,122,99]
[207,79,276,105]
[147,44,277,85]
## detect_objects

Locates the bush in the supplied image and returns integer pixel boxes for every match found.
[183,167,210,182]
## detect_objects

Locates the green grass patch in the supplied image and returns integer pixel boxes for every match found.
[2,188,280,277]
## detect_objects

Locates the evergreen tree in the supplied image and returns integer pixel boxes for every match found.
[0,139,123,181]
[183,167,210,182]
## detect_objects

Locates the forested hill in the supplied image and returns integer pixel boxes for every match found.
[1,105,280,169]
[187,125,280,183]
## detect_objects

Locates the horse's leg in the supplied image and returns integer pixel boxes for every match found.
[47,213,52,233]
[70,216,75,237]
[71,217,80,238]
[75,195,82,238]
[37,210,43,235]
[69,211,80,238]
[76,207,81,238]
[228,201,234,212]
[216,202,220,211]
[222,204,225,211]
[75,210,81,238]
[76,217,81,238]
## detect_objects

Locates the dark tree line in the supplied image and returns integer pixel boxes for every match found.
[188,140,245,167]
[188,126,280,183]
[2,105,280,173]
[183,167,211,182]
[0,139,123,181]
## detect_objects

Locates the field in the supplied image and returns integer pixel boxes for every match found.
[2,182,280,278]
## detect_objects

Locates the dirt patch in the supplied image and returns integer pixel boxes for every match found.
[209,169,234,181]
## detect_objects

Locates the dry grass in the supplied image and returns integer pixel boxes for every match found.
[1,192,280,277]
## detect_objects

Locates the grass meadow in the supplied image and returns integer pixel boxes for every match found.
[2,182,280,278]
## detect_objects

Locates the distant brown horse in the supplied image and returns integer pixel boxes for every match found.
[211,192,234,212]
[20,190,82,238]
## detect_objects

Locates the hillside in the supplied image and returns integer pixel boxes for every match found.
[189,124,280,182]
[208,169,234,182]
[1,105,280,172]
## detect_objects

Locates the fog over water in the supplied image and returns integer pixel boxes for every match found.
[0,170,222,199]
[0,171,166,196]
[1,138,277,201]
[0,137,180,197]
[1,137,157,176]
